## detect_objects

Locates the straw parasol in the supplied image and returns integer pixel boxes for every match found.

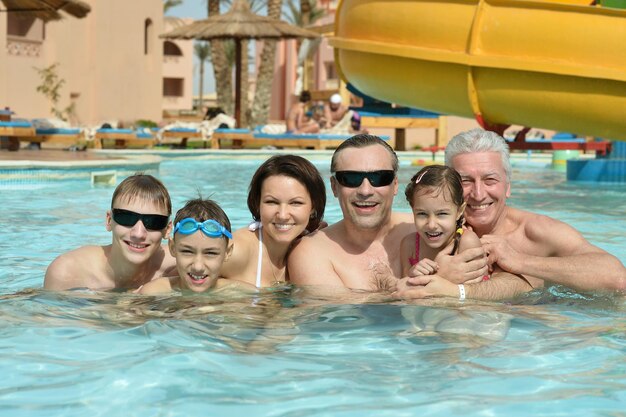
[161,0,319,128]
[0,0,91,21]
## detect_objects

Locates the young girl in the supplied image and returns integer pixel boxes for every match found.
[138,198,235,294]
[400,165,484,279]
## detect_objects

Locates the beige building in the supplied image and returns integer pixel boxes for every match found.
[0,0,193,126]
[162,17,193,114]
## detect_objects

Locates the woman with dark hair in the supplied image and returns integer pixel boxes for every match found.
[220,154,326,287]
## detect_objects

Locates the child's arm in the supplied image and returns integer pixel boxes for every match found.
[458,228,482,253]
[457,229,487,284]
[412,259,439,276]
[137,277,175,295]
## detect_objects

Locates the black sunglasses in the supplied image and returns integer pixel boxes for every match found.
[111,209,169,231]
[334,170,396,188]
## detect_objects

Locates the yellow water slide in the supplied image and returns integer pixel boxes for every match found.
[331,0,626,140]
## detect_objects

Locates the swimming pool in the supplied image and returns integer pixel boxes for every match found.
[1,155,624,416]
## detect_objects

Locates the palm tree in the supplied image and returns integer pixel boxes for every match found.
[285,0,326,92]
[208,0,234,115]
[194,42,211,113]
[250,0,283,126]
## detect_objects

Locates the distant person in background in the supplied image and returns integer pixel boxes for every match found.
[322,93,349,129]
[350,111,368,134]
[286,90,320,134]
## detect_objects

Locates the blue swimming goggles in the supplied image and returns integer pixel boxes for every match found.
[173,218,233,239]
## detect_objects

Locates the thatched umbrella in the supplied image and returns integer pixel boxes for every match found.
[0,0,90,21]
[161,0,319,128]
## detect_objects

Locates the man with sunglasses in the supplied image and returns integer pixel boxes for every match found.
[289,134,424,291]
[44,174,177,291]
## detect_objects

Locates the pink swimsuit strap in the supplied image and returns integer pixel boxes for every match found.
[408,234,420,266]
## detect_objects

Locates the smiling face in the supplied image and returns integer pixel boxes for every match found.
[169,232,231,292]
[331,144,398,230]
[106,198,171,266]
[259,174,314,245]
[450,151,511,236]
[411,186,464,250]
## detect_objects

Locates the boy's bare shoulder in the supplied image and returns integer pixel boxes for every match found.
[44,245,107,290]
[138,277,174,295]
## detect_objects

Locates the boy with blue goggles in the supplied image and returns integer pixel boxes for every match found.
[138,198,234,295]
[173,218,233,239]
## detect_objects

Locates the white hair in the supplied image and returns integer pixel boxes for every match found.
[444,128,511,183]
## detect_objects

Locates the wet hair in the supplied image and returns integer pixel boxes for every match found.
[247,155,326,232]
[111,173,171,215]
[299,90,312,103]
[173,198,232,243]
[404,165,465,255]
[444,128,512,183]
[330,133,399,173]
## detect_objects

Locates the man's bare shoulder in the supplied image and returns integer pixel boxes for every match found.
[391,211,415,225]
[506,206,572,235]
[507,207,558,229]
[304,220,345,241]
[288,223,345,286]
[389,211,416,237]
[44,245,108,290]
[506,207,599,255]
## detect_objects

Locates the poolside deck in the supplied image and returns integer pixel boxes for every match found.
[0,149,110,162]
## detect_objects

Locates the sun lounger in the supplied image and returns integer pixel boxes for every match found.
[211,128,389,150]
[160,127,204,148]
[0,120,36,151]
[95,128,155,149]
[21,127,83,148]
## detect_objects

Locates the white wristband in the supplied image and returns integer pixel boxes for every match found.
[458,284,466,301]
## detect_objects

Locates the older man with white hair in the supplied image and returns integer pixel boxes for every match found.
[397,128,626,300]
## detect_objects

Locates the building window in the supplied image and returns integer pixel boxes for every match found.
[144,18,153,54]
[7,14,45,41]
[163,78,184,97]
[163,41,183,56]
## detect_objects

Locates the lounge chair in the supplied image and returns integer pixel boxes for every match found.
[0,119,35,151]
[211,126,389,150]
[160,126,203,148]
[160,115,235,149]
[95,128,155,149]
[21,127,84,149]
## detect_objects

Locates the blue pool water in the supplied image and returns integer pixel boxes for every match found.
[0,155,625,416]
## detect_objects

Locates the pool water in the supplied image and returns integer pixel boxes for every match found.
[0,156,624,417]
